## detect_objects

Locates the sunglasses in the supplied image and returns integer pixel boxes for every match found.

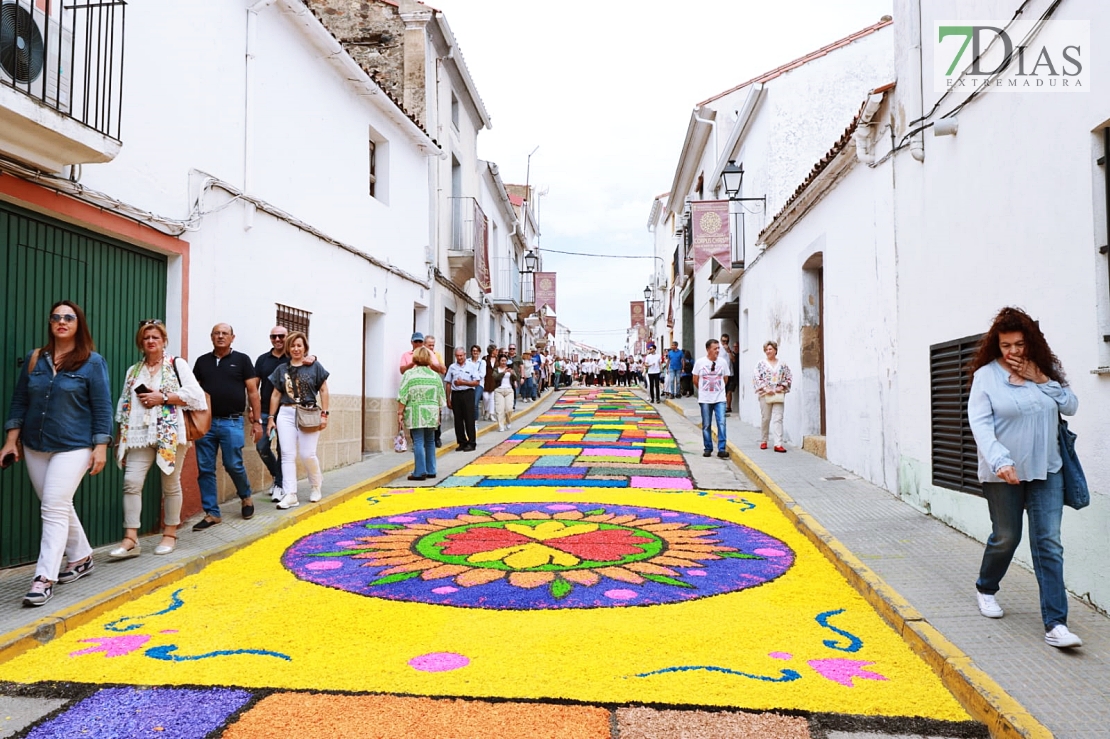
[50,313,77,324]
[270,334,287,340]
[139,318,164,327]
[711,361,716,372]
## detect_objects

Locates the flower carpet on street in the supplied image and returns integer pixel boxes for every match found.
[0,390,985,737]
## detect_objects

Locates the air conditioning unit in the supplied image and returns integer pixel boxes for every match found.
[0,1,72,113]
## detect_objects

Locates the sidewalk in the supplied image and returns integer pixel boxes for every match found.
[662,392,1109,739]
[0,389,561,655]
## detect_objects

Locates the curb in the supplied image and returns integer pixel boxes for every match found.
[0,391,558,667]
[663,398,1052,739]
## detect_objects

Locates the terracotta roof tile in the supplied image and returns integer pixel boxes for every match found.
[699,17,893,106]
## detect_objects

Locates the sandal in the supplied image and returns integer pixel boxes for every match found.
[108,536,141,560]
[155,533,178,556]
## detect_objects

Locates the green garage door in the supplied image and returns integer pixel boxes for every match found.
[0,201,168,567]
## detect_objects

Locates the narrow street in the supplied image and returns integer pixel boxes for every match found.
[0,388,989,738]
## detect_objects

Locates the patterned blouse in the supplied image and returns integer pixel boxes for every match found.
[752,360,793,395]
[398,366,446,430]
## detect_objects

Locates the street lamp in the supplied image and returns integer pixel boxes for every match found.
[721,160,766,208]
[523,250,539,273]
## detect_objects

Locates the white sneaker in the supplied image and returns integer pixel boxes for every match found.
[309,488,322,503]
[277,492,300,509]
[270,484,283,502]
[977,592,1004,618]
[1044,624,1082,648]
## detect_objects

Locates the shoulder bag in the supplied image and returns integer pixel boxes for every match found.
[763,392,786,404]
[288,366,322,431]
[1058,416,1089,510]
[171,358,212,441]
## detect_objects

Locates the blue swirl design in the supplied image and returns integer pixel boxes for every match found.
[105,588,187,632]
[632,665,802,682]
[144,645,292,662]
[816,608,863,653]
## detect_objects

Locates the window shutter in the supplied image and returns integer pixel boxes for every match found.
[930,334,983,494]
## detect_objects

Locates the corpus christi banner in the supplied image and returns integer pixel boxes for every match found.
[691,200,731,273]
[630,301,645,328]
[535,272,557,312]
[475,213,492,293]
[543,315,557,337]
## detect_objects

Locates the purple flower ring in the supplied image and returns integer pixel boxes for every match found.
[283,503,794,610]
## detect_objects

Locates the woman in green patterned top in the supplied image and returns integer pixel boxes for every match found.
[397,347,446,481]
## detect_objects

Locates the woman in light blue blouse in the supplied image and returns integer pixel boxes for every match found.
[967,307,1080,649]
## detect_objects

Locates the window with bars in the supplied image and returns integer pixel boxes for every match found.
[276,304,311,338]
[930,333,983,495]
[368,138,377,198]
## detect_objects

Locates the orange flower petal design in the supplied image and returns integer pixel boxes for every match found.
[651,555,707,567]
[520,511,552,520]
[458,514,494,522]
[377,560,439,576]
[604,515,639,524]
[455,569,507,587]
[596,566,645,585]
[552,511,585,520]
[508,571,556,588]
[580,514,616,522]
[625,518,662,527]
[625,562,681,576]
[427,518,469,528]
[402,524,445,532]
[561,570,601,586]
[420,564,472,580]
[669,544,736,554]
[492,512,523,521]
[640,523,689,531]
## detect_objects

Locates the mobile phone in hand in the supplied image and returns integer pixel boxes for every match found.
[134,384,151,395]
[0,451,17,469]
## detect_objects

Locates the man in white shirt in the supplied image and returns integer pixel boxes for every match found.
[644,344,662,402]
[692,339,730,458]
[445,347,481,451]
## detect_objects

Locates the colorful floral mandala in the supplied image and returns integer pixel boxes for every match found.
[282,503,795,609]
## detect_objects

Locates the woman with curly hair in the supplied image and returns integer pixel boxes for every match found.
[967,306,1081,648]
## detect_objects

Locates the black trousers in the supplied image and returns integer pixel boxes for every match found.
[648,373,661,402]
[452,389,476,447]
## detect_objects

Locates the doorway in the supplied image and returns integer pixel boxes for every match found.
[801,253,825,437]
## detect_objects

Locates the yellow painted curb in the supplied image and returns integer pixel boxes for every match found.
[0,393,560,667]
[662,397,1052,739]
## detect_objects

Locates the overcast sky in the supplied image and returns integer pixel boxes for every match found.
[431,0,894,352]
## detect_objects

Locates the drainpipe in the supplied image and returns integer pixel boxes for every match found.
[908,0,925,162]
[244,0,278,229]
[692,107,717,162]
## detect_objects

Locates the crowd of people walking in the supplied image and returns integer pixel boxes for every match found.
[1,303,330,607]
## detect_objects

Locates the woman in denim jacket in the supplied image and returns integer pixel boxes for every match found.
[1,301,112,607]
[967,307,1081,649]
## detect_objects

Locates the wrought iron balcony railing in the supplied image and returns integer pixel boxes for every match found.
[0,0,126,141]
[449,196,487,253]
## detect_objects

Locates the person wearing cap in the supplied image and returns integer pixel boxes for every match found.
[400,333,426,374]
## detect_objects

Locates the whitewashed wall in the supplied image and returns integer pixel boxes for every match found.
[891,0,1110,609]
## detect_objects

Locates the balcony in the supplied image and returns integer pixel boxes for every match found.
[447,196,487,288]
[517,269,535,317]
[490,255,521,312]
[0,0,125,173]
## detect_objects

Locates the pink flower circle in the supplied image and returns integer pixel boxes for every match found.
[686,569,707,577]
[305,560,342,571]
[661,511,680,517]
[754,548,787,557]
[546,504,578,511]
[432,586,458,594]
[335,541,359,548]
[408,652,470,672]
[604,589,638,601]
[388,516,418,523]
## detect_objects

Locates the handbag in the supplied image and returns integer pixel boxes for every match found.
[171,358,212,441]
[288,366,323,431]
[764,392,786,404]
[393,432,408,453]
[1058,416,1089,510]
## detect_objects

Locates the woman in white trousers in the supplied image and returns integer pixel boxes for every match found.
[752,341,793,453]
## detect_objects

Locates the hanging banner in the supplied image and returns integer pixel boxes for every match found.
[630,301,645,327]
[474,212,491,294]
[691,200,731,273]
[666,286,675,329]
[535,272,557,312]
[543,315,557,337]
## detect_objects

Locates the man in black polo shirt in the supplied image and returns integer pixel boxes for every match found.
[254,325,289,502]
[191,323,262,530]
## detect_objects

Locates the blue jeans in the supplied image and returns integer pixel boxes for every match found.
[411,427,437,478]
[195,417,253,518]
[522,376,536,399]
[256,413,282,489]
[474,385,484,417]
[977,471,1067,630]
[700,402,726,453]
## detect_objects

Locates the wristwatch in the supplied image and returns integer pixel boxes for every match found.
[161,391,168,404]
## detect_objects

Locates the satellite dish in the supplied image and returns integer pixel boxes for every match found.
[0,2,45,84]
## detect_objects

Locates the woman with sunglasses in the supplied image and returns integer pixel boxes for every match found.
[2,301,112,607]
[111,319,208,558]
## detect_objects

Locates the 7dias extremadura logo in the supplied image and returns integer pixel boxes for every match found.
[934,20,1089,93]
